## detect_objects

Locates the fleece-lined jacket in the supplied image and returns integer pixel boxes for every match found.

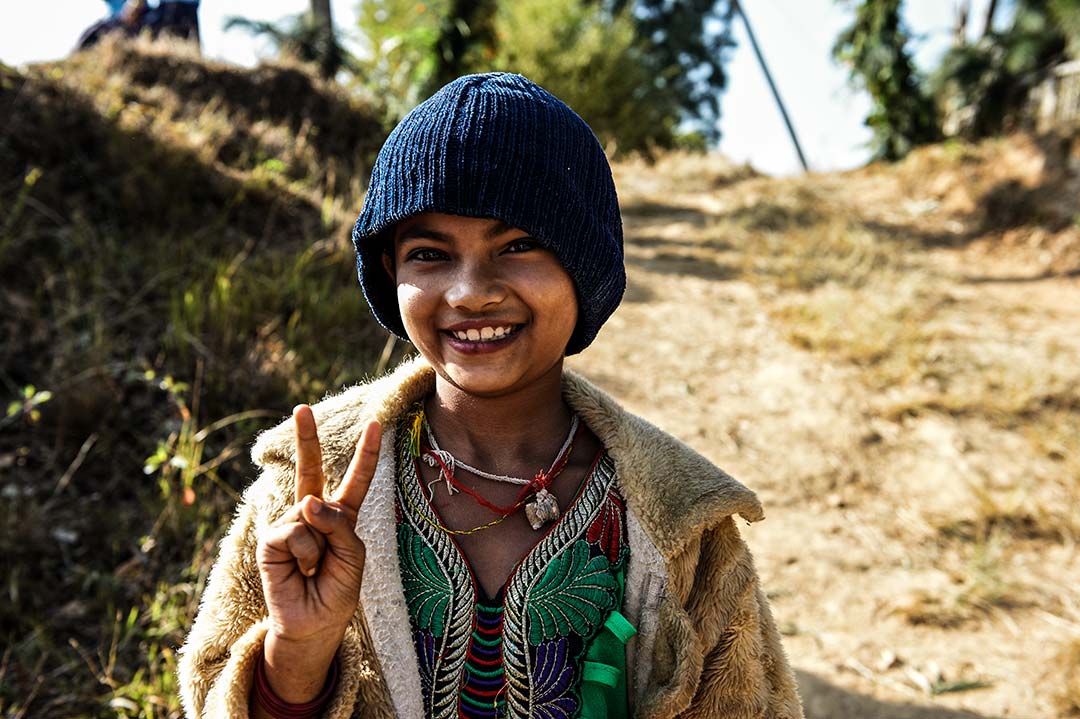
[178,357,804,719]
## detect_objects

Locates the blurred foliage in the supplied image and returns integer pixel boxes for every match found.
[607,0,737,145]
[838,0,1080,159]
[352,0,737,154]
[225,6,355,80]
[1058,0,1080,58]
[353,0,447,118]
[432,0,498,89]
[833,0,940,160]
[491,0,672,152]
[931,0,1074,139]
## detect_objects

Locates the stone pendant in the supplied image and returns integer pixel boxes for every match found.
[525,488,560,530]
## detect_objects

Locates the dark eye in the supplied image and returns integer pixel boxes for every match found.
[503,238,539,254]
[405,247,448,262]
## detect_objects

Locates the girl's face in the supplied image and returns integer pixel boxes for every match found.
[387,213,578,398]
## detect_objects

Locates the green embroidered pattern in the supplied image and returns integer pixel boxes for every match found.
[502,455,619,718]
[527,541,618,644]
[398,522,453,636]
[395,406,628,719]
[395,424,475,719]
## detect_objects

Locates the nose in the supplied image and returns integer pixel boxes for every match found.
[444,259,507,311]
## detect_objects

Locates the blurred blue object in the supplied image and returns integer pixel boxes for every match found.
[80,0,201,51]
[143,0,201,45]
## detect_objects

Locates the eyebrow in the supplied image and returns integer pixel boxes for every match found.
[396,219,518,243]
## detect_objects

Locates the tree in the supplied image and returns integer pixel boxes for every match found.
[953,0,971,47]
[608,0,738,145]
[833,0,940,160]
[225,0,352,80]
[1050,0,1080,58]
[355,0,738,154]
[932,0,1073,138]
[491,0,668,152]
[981,0,1000,38]
[354,0,447,118]
[309,0,339,80]
[431,0,498,91]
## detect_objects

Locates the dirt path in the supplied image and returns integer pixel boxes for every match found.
[568,157,1080,718]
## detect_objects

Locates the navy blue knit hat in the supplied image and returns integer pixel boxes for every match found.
[351,72,624,355]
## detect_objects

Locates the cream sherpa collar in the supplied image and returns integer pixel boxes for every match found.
[251,356,763,561]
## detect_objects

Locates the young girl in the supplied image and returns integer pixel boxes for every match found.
[178,73,803,719]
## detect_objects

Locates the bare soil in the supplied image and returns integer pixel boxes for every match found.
[569,139,1080,718]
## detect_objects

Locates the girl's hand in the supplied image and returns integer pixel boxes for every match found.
[255,406,381,701]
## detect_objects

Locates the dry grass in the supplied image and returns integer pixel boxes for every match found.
[613,148,758,194]
[771,272,935,379]
[606,132,1080,716]
[683,134,1080,670]
[0,40,398,717]
[745,218,900,290]
[616,136,1080,557]
[890,528,1023,630]
[54,35,386,203]
[728,157,1080,545]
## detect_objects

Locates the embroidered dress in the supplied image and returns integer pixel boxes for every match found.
[394,414,633,719]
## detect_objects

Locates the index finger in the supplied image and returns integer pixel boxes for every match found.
[293,404,324,503]
[333,420,381,512]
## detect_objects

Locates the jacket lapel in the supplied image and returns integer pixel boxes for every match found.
[561,369,763,559]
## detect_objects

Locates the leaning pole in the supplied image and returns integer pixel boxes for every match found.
[733,0,810,172]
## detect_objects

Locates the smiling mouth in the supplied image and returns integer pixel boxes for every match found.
[443,324,521,342]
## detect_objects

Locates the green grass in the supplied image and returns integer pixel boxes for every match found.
[0,40,398,717]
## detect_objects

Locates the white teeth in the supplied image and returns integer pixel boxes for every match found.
[451,325,515,341]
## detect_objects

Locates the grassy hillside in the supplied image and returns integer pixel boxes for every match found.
[0,38,396,717]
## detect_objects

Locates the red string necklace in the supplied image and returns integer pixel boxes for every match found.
[407,403,584,530]
[420,422,582,517]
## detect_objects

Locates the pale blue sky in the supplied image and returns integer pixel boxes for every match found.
[1,0,998,175]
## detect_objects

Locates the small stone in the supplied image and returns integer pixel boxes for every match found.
[525,489,560,530]
[877,649,901,671]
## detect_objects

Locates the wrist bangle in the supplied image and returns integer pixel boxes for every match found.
[251,648,339,718]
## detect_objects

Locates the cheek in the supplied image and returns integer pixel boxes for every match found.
[556,279,579,331]
[396,283,431,338]
[531,270,579,338]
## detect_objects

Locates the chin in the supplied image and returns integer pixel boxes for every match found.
[439,362,531,398]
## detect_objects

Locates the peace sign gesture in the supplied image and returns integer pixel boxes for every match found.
[255,406,381,704]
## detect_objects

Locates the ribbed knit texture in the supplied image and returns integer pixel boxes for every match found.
[351,72,625,355]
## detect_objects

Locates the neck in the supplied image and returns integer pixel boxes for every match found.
[424,362,573,474]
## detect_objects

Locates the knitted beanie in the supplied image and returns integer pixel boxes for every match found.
[351,72,625,356]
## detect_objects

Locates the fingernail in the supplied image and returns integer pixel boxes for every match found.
[311,500,323,515]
